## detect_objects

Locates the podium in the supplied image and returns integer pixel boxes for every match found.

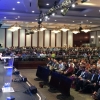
[1,56,15,93]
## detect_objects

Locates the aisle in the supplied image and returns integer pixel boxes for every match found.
[20,69,94,100]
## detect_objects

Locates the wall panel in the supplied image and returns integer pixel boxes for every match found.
[13,30,18,47]
[20,29,25,47]
[63,32,66,47]
[51,32,55,47]
[68,31,73,47]
[56,33,61,47]
[45,30,49,47]
[26,34,31,46]
[6,30,12,47]
[32,32,37,47]
[0,29,5,47]
[39,31,43,47]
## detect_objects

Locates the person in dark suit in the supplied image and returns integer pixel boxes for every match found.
[80,70,98,93]
[75,68,90,91]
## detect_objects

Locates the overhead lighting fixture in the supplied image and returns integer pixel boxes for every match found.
[81,26,91,33]
[81,21,83,23]
[8,23,21,32]
[32,11,35,13]
[73,21,74,22]
[52,27,60,34]
[40,25,47,31]
[55,20,57,21]
[86,20,88,22]
[18,16,20,18]
[32,22,34,23]
[35,19,37,20]
[84,14,87,16]
[12,8,15,10]
[61,9,64,12]
[46,3,49,6]
[73,30,79,34]
[60,25,69,32]
[72,4,76,8]
[15,18,17,19]
[4,17,6,19]
[17,1,20,4]
[90,22,92,23]
[52,13,55,16]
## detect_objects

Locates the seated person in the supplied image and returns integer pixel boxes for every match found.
[62,62,74,76]
[75,68,91,91]
[80,70,98,93]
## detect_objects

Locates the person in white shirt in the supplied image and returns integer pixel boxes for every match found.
[97,59,100,69]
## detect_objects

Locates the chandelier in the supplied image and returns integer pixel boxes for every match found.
[60,25,69,32]
[72,28,79,34]
[52,27,60,34]
[81,26,91,33]
[8,23,21,32]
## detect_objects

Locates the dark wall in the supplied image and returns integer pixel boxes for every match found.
[73,32,90,47]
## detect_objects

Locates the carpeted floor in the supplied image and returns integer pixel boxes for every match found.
[20,69,94,100]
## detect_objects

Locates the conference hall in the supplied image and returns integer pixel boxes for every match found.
[0,0,100,100]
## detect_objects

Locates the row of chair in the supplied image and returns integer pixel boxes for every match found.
[36,66,72,96]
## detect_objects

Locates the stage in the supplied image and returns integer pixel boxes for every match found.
[0,61,46,100]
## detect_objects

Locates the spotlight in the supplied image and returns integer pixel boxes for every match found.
[72,4,75,8]
[45,16,49,19]
[61,9,64,12]
[52,13,55,16]
[81,0,88,3]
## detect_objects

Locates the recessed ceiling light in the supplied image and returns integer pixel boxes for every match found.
[4,17,6,19]
[72,4,75,8]
[81,21,83,23]
[86,20,88,22]
[73,21,74,22]
[90,22,92,23]
[46,3,49,6]
[52,13,55,16]
[7,21,9,22]
[15,18,17,19]
[17,1,20,4]
[12,8,15,10]
[35,19,37,20]
[84,14,87,16]
[99,10,100,12]
[55,20,57,21]
[32,22,34,23]
[18,16,20,18]
[61,9,64,12]
[32,11,35,13]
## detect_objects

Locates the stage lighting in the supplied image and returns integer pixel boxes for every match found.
[72,4,75,8]
[61,8,69,16]
[61,9,64,12]
[81,0,88,3]
[52,13,55,16]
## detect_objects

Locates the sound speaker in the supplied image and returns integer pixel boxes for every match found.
[29,86,37,94]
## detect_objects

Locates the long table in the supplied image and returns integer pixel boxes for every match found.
[0,62,46,100]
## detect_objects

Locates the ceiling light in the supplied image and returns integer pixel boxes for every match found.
[17,1,20,4]
[84,14,87,16]
[46,3,49,6]
[90,22,92,23]
[35,19,37,20]
[81,21,83,23]
[4,17,6,19]
[55,20,57,21]
[18,16,20,18]
[73,21,74,22]
[15,18,17,19]
[52,28,60,34]
[99,10,100,12]
[60,25,69,32]
[61,9,64,12]
[52,13,55,16]
[73,30,79,34]
[32,11,35,13]
[82,26,91,33]
[72,4,75,8]
[32,22,34,23]
[8,23,21,32]
[86,20,88,22]
[45,16,49,19]
[12,8,15,10]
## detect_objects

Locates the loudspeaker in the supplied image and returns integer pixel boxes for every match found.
[29,86,37,94]
[21,77,27,82]
[7,96,15,100]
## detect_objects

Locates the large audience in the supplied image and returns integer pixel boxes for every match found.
[2,46,100,100]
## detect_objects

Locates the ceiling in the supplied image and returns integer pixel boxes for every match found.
[0,0,100,29]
